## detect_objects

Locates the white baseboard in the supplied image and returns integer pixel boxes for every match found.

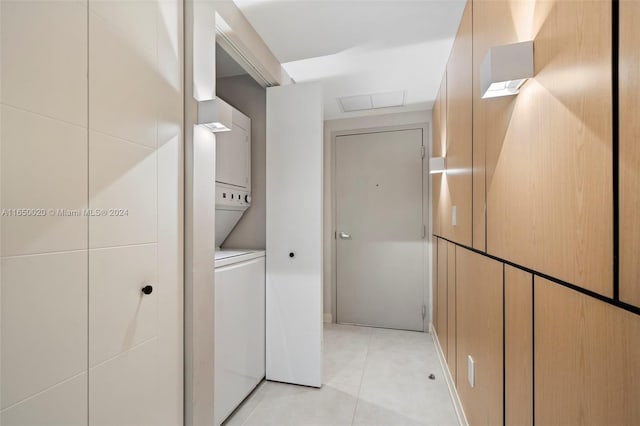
[323,313,332,323]
[430,324,468,426]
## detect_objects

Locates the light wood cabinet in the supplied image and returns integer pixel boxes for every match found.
[619,0,640,307]
[475,0,613,296]
[446,243,456,381]
[455,247,503,426]
[432,75,447,237]
[443,1,473,247]
[535,277,640,425]
[436,238,448,357]
[432,236,439,332]
[505,266,533,426]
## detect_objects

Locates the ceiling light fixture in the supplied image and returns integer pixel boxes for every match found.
[429,157,446,174]
[480,40,534,99]
[197,98,233,132]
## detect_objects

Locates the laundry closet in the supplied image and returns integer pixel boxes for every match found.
[186,27,324,423]
[212,45,267,426]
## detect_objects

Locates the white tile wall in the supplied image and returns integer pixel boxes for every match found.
[89,131,157,248]
[1,0,182,422]
[0,0,87,126]
[1,374,87,426]
[1,106,88,257]
[89,339,163,426]
[89,244,158,367]
[89,3,158,148]
[0,252,88,409]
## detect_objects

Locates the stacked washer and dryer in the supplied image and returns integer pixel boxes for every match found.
[213,99,265,426]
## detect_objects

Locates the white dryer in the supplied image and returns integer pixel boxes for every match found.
[214,249,265,426]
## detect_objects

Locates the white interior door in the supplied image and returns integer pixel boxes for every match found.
[265,82,323,387]
[336,129,425,331]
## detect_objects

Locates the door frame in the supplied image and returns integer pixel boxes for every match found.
[329,122,431,330]
[184,6,285,424]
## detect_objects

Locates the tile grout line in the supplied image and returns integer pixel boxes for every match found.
[86,0,91,423]
[350,328,374,426]
[0,371,88,414]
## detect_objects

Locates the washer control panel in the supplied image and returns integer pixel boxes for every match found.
[216,183,251,209]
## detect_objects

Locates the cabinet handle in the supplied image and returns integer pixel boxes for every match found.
[141,285,153,295]
[289,252,295,258]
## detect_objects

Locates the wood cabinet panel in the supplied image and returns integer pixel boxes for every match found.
[432,236,439,332]
[505,266,533,426]
[432,75,447,237]
[620,0,640,307]
[446,243,456,380]
[535,278,640,425]
[436,238,448,357]
[471,0,485,253]
[475,0,613,296]
[455,247,503,425]
[443,1,473,247]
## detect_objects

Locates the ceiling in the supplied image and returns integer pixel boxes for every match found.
[233,0,466,120]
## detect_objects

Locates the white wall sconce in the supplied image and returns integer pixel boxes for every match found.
[480,40,534,99]
[196,97,233,132]
[429,157,446,174]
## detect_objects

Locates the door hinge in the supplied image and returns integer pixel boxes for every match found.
[421,304,426,320]
[334,231,337,240]
[420,145,426,159]
[422,225,426,239]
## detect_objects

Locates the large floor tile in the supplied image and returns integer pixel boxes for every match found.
[364,328,440,374]
[224,324,459,426]
[358,357,457,425]
[243,381,357,426]
[323,325,372,397]
[222,382,268,426]
[352,399,429,426]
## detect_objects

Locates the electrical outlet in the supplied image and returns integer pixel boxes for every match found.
[452,205,457,226]
[468,355,475,388]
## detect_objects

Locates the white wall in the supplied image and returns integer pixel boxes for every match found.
[216,74,267,250]
[323,110,433,327]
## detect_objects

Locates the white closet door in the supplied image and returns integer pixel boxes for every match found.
[266,83,323,387]
[87,0,183,424]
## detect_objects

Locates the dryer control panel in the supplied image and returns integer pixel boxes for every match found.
[216,182,251,210]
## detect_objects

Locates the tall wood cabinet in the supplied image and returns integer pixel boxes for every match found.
[432,0,640,424]
[619,0,640,307]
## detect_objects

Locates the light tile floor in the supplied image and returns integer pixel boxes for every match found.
[224,324,459,426]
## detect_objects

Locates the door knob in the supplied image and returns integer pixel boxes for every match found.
[339,232,352,240]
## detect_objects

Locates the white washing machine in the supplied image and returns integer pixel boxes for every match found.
[214,249,265,426]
